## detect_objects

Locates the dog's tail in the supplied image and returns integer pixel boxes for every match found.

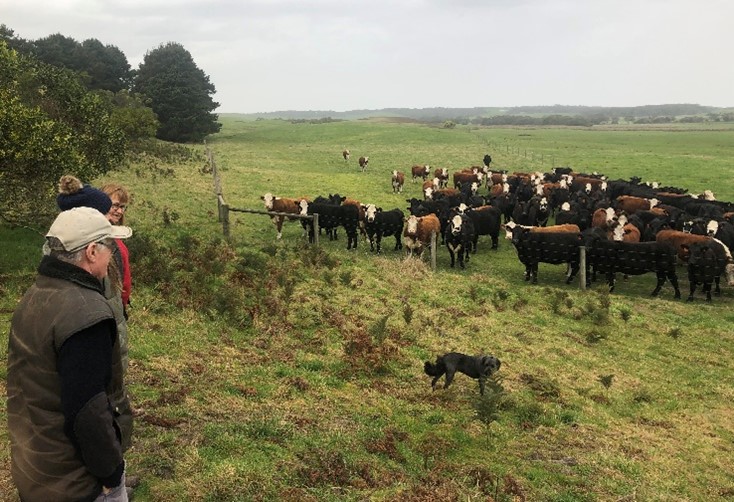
[424,361,439,377]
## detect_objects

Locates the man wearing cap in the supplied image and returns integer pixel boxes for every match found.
[7,207,133,501]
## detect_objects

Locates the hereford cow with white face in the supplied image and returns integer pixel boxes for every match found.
[391,170,405,193]
[260,193,303,239]
[411,164,430,182]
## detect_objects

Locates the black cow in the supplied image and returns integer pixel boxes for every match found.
[510,226,582,284]
[461,204,501,251]
[445,213,475,268]
[363,204,404,253]
[300,199,359,250]
[483,154,492,168]
[583,228,681,298]
[683,240,734,301]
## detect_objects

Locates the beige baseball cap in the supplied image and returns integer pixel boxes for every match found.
[46,206,132,252]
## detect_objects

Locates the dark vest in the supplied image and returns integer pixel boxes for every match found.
[7,273,119,502]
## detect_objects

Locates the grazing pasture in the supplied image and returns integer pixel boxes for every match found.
[1,118,734,501]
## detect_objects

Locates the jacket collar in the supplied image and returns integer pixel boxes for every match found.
[38,255,104,294]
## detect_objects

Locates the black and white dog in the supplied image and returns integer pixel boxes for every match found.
[424,352,501,395]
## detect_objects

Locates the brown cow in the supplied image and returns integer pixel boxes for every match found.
[608,219,641,242]
[411,164,430,182]
[260,193,304,239]
[433,167,449,188]
[490,182,510,197]
[453,170,483,189]
[342,149,350,161]
[570,175,606,193]
[404,213,441,258]
[592,207,616,229]
[615,195,659,214]
[655,229,724,262]
[358,156,369,172]
[503,221,580,240]
[391,170,405,193]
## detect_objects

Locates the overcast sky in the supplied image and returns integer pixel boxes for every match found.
[2,0,732,113]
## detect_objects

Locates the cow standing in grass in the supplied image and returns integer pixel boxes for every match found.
[445,212,475,268]
[391,171,405,194]
[404,214,440,258]
[260,193,303,240]
[363,204,404,253]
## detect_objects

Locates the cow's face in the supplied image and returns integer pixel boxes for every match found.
[470,182,478,195]
[504,220,517,240]
[262,193,274,210]
[365,204,378,222]
[424,187,433,200]
[585,183,592,194]
[604,207,615,224]
[706,220,719,237]
[406,215,419,234]
[424,165,430,174]
[539,197,549,211]
[298,199,309,215]
[560,202,571,212]
[450,215,463,235]
[510,226,529,245]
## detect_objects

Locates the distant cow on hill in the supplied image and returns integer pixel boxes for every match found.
[342,149,350,161]
[359,156,369,172]
[411,164,431,182]
[391,170,405,193]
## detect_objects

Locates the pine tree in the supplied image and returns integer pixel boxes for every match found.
[134,42,221,143]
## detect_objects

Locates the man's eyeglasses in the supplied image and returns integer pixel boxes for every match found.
[95,239,115,250]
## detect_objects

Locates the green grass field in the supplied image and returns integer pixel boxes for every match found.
[1,118,733,501]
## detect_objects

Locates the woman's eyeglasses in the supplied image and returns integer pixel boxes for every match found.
[112,203,127,211]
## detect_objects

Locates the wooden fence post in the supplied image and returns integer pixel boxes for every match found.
[579,246,586,291]
[430,231,437,271]
[313,213,319,247]
[219,196,230,238]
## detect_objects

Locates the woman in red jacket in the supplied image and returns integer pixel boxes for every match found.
[102,183,132,310]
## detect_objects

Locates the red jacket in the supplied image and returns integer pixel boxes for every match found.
[115,238,132,306]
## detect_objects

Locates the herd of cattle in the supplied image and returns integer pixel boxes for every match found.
[260,155,734,301]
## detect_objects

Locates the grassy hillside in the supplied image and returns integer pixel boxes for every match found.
[1,119,733,501]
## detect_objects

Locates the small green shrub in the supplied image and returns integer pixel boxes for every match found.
[667,327,683,339]
[402,300,414,324]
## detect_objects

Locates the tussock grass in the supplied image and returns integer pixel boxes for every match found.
[1,119,734,500]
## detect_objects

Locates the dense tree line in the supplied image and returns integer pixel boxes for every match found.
[0,25,220,144]
[0,41,126,224]
[1,25,221,227]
